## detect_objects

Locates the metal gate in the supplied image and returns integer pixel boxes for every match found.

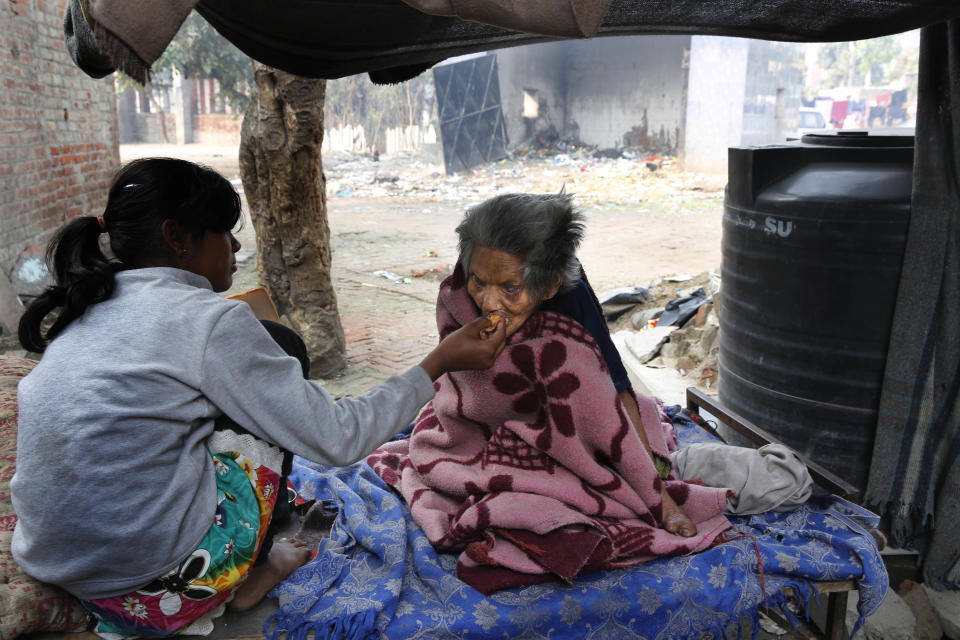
[433,54,508,174]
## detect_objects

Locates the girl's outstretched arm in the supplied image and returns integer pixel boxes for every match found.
[200,303,505,467]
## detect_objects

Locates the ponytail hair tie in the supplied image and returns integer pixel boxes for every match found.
[96,215,107,232]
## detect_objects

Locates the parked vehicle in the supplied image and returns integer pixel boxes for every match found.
[782,107,831,141]
[796,107,829,136]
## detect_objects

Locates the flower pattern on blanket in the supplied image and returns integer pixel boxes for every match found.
[368,273,731,593]
[493,341,580,450]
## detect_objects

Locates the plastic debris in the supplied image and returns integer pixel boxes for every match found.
[320,147,724,209]
[658,288,709,327]
[598,286,650,321]
[757,613,788,636]
[631,307,664,330]
[373,270,407,284]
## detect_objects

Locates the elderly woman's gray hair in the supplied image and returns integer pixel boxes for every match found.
[456,193,585,302]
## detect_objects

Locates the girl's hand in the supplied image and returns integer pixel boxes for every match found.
[419,315,507,380]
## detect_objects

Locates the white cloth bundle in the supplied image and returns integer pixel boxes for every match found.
[670,443,813,515]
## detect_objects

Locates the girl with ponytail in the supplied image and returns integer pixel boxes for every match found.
[11,158,506,637]
[17,215,117,353]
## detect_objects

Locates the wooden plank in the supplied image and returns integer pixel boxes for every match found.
[768,582,857,640]
[685,387,860,500]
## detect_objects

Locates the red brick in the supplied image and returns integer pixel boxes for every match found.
[0,2,119,272]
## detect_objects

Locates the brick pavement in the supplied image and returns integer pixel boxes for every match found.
[315,270,442,400]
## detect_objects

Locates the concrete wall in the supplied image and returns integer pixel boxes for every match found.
[496,36,689,154]
[496,43,568,148]
[564,36,689,153]
[0,0,119,283]
[684,35,749,174]
[741,40,805,146]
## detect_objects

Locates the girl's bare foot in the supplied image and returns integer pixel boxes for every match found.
[227,539,312,612]
[661,488,697,537]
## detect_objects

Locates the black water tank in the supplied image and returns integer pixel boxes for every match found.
[719,130,913,490]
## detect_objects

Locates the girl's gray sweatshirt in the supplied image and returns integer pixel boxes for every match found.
[11,267,434,600]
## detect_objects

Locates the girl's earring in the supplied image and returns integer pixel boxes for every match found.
[179,249,187,257]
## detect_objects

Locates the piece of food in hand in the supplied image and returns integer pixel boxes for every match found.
[483,313,503,333]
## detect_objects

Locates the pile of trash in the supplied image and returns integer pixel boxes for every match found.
[601,272,721,390]
[323,146,724,209]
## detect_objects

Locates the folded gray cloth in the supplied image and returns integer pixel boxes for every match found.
[64,0,116,79]
[670,443,813,515]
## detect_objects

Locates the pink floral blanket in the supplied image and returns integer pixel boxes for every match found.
[367,271,731,594]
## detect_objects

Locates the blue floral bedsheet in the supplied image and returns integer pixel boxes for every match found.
[271,409,887,640]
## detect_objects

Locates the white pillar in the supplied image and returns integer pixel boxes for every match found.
[172,68,194,144]
[683,36,749,174]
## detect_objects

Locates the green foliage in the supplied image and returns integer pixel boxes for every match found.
[815,34,918,90]
[116,12,253,112]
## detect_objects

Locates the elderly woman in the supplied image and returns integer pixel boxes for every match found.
[368,194,731,594]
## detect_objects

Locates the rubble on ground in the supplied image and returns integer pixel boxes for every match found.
[605,271,720,393]
[846,589,917,640]
[899,580,944,640]
[922,584,960,639]
[322,145,725,209]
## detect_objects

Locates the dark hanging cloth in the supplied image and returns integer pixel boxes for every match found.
[866,21,960,591]
[64,0,960,83]
[63,0,115,79]
[889,89,910,120]
[63,0,196,84]
[193,0,960,81]
[868,105,888,127]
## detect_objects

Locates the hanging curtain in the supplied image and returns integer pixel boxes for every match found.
[66,0,960,83]
[866,20,960,590]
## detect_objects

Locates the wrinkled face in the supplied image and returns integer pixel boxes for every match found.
[467,246,540,338]
[183,231,241,292]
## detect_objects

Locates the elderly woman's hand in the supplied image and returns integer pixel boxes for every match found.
[419,315,507,380]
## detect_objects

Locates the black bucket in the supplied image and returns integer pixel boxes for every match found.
[719,130,913,490]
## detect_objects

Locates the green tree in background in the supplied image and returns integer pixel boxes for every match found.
[816,34,918,90]
[157,13,253,111]
[117,12,253,114]
[120,12,434,153]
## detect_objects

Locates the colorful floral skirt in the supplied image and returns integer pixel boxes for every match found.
[82,433,282,638]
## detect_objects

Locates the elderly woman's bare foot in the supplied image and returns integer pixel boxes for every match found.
[661,488,697,537]
[227,539,312,612]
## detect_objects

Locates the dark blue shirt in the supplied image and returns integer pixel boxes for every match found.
[541,277,632,393]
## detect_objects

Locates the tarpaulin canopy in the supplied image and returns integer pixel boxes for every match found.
[64,0,960,590]
[67,0,960,83]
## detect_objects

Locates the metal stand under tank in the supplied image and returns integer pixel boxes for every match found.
[719,130,913,490]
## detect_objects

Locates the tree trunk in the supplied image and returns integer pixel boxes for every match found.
[239,62,346,377]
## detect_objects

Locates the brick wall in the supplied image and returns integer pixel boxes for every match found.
[122,113,178,144]
[0,0,120,277]
[194,114,242,145]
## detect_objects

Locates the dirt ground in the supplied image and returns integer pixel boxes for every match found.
[106,143,728,398]
[119,143,724,289]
